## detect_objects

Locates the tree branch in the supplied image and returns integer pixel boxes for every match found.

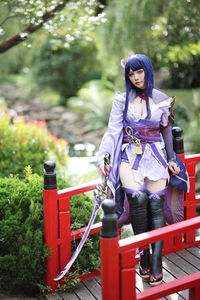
[0,0,69,54]
[0,13,24,27]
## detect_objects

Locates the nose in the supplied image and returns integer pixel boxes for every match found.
[134,73,139,80]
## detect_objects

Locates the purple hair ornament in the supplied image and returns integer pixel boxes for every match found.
[120,58,125,69]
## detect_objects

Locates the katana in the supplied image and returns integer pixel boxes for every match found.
[54,153,110,281]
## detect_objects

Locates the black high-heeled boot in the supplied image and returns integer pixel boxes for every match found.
[139,247,150,281]
[126,188,150,280]
[148,192,165,286]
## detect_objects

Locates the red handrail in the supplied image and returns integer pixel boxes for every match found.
[137,272,200,300]
[100,216,200,300]
[43,153,200,293]
[118,217,200,253]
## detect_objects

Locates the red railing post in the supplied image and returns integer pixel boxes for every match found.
[100,199,120,300]
[163,127,185,253]
[173,127,197,244]
[189,283,200,300]
[43,161,59,292]
[173,127,186,249]
[58,194,71,282]
[172,126,184,156]
[120,249,137,300]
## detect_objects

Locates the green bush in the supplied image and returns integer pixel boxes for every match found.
[70,193,101,274]
[0,112,68,177]
[32,39,102,105]
[0,171,101,295]
[173,103,190,134]
[0,173,48,295]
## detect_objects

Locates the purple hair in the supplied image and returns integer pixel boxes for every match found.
[123,54,154,120]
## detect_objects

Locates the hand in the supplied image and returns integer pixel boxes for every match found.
[168,161,180,176]
[99,163,110,177]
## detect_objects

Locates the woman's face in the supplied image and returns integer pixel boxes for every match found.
[128,68,145,89]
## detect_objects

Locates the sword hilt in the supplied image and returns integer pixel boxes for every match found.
[104,152,110,177]
[95,153,111,200]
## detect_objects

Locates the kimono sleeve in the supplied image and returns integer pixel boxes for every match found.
[97,92,125,166]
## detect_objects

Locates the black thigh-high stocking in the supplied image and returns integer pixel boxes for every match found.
[147,190,165,282]
[123,186,150,272]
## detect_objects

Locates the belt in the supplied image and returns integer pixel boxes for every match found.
[123,136,159,144]
[123,126,161,154]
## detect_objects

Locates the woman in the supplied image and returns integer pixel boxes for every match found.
[97,54,180,286]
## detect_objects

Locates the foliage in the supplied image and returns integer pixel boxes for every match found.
[70,192,101,274]
[0,173,47,295]
[96,0,200,88]
[166,88,200,153]
[68,80,114,130]
[185,124,200,154]
[166,55,200,89]
[0,0,106,54]
[32,39,102,103]
[56,271,81,292]
[184,89,200,153]
[173,103,190,135]
[165,88,200,111]
[0,112,68,177]
[0,168,101,295]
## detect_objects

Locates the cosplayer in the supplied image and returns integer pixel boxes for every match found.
[97,54,184,286]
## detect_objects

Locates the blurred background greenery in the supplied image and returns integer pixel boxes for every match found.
[0,0,199,159]
[0,0,199,182]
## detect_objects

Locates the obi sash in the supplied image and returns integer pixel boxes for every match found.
[122,119,168,170]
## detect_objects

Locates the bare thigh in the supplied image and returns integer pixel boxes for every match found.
[145,178,167,193]
[119,162,144,190]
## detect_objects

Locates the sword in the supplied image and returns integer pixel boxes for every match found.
[54,153,110,281]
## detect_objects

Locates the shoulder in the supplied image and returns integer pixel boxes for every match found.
[152,88,169,104]
[114,92,126,104]
[152,88,174,109]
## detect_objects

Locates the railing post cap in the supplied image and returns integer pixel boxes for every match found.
[172,126,182,137]
[172,126,184,154]
[44,161,56,173]
[44,161,57,190]
[101,199,118,238]
[102,199,116,214]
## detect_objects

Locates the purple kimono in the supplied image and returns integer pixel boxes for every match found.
[97,88,184,226]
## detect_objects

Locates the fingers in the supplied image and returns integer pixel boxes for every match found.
[168,162,180,176]
[104,165,110,177]
[105,165,110,176]
[99,164,110,176]
[99,166,105,176]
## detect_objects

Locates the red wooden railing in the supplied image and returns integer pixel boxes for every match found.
[162,152,200,255]
[43,124,200,294]
[43,168,101,292]
[100,214,200,300]
[43,151,200,293]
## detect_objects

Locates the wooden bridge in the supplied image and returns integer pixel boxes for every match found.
[45,246,200,300]
[43,128,200,299]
